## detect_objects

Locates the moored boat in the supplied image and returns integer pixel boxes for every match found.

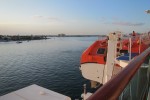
[16,41,22,43]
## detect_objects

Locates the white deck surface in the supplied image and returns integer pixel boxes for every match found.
[0,84,71,100]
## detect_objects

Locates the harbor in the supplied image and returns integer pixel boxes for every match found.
[0,37,98,99]
[0,33,150,100]
[0,0,150,100]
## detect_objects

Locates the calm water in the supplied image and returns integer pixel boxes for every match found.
[0,37,98,99]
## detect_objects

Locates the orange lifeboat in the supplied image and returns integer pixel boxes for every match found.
[80,40,107,64]
[80,31,150,85]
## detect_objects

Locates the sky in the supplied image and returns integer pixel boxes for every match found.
[0,0,150,35]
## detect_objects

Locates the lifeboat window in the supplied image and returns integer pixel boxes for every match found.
[97,48,105,54]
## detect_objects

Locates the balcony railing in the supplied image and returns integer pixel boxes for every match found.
[87,47,150,100]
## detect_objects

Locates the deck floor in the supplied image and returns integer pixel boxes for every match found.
[0,84,71,100]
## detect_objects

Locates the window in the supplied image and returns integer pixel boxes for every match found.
[97,48,105,54]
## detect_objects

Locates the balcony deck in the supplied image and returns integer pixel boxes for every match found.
[0,84,71,100]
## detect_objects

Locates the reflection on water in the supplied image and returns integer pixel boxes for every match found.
[0,37,97,99]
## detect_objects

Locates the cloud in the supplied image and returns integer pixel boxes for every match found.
[47,17,60,21]
[112,21,145,26]
[100,17,106,20]
[111,17,120,21]
[33,15,43,19]
[32,15,61,23]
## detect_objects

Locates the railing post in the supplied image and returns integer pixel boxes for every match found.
[129,83,132,100]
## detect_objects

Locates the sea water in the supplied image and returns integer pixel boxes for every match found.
[0,37,97,99]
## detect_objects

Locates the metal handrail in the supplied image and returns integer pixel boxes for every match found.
[87,47,150,100]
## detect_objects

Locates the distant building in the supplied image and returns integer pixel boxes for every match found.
[0,35,3,39]
[1,36,11,41]
[58,33,66,37]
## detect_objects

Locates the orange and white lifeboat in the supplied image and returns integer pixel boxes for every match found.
[80,39,108,83]
[80,31,150,84]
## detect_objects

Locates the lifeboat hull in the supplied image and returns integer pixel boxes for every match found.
[80,63,105,84]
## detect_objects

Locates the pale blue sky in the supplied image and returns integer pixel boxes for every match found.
[0,0,150,35]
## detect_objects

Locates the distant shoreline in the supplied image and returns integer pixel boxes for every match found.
[48,35,105,37]
[0,35,47,42]
[0,35,105,42]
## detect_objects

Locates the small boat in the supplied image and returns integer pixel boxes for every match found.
[80,31,150,85]
[16,41,22,43]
